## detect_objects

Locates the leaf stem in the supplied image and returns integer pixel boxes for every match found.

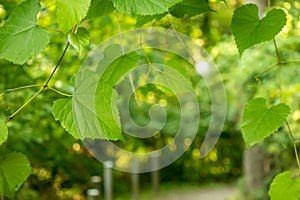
[47,87,72,97]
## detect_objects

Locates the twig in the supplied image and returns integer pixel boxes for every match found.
[0,84,41,97]
[285,121,300,172]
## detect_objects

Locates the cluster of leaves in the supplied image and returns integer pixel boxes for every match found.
[0,0,220,198]
[231,3,300,200]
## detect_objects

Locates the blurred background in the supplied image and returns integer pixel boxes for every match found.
[0,0,299,199]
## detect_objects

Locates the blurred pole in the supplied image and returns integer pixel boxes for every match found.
[131,158,139,200]
[104,161,113,200]
[151,152,159,195]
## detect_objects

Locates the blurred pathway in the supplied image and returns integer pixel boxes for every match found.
[154,185,237,200]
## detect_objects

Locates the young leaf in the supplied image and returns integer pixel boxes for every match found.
[56,0,91,34]
[0,152,31,198]
[0,0,49,65]
[170,0,213,18]
[86,0,115,19]
[68,27,90,55]
[268,171,300,200]
[52,98,79,139]
[0,120,8,146]
[111,0,183,15]
[241,98,290,147]
[231,4,286,55]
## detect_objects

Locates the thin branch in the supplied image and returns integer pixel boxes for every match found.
[285,121,300,172]
[8,87,44,120]
[43,42,70,87]
[255,59,300,79]
[47,87,72,97]
[44,25,77,87]
[273,38,283,101]
[0,84,41,97]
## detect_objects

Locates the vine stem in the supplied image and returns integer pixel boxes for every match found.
[273,38,300,172]
[44,42,70,87]
[0,84,41,97]
[285,121,300,171]
[6,24,76,120]
[273,39,283,101]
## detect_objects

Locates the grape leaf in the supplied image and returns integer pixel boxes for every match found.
[241,98,290,147]
[268,171,300,200]
[68,27,90,55]
[0,120,8,146]
[73,44,124,140]
[95,51,140,140]
[52,98,79,139]
[0,152,31,198]
[170,0,213,18]
[86,0,115,19]
[112,0,183,15]
[0,0,49,65]
[56,0,91,34]
[231,4,286,55]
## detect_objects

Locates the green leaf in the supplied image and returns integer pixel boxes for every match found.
[112,0,183,15]
[0,120,8,146]
[241,98,290,146]
[86,0,115,19]
[52,98,79,139]
[0,152,31,198]
[170,0,213,18]
[56,0,91,34]
[136,14,166,27]
[68,27,90,55]
[95,51,140,140]
[268,171,300,200]
[73,44,124,140]
[0,0,49,65]
[231,4,286,55]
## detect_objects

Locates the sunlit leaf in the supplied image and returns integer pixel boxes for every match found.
[231,4,286,55]
[241,98,290,146]
[268,171,300,200]
[0,120,8,146]
[86,0,115,19]
[0,152,31,198]
[0,0,49,64]
[112,0,183,15]
[56,0,91,34]
[68,27,90,55]
[170,0,213,18]
[52,98,79,139]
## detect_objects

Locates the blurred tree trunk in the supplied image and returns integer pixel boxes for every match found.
[242,1,268,199]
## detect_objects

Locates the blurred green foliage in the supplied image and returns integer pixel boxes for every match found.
[0,0,299,199]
